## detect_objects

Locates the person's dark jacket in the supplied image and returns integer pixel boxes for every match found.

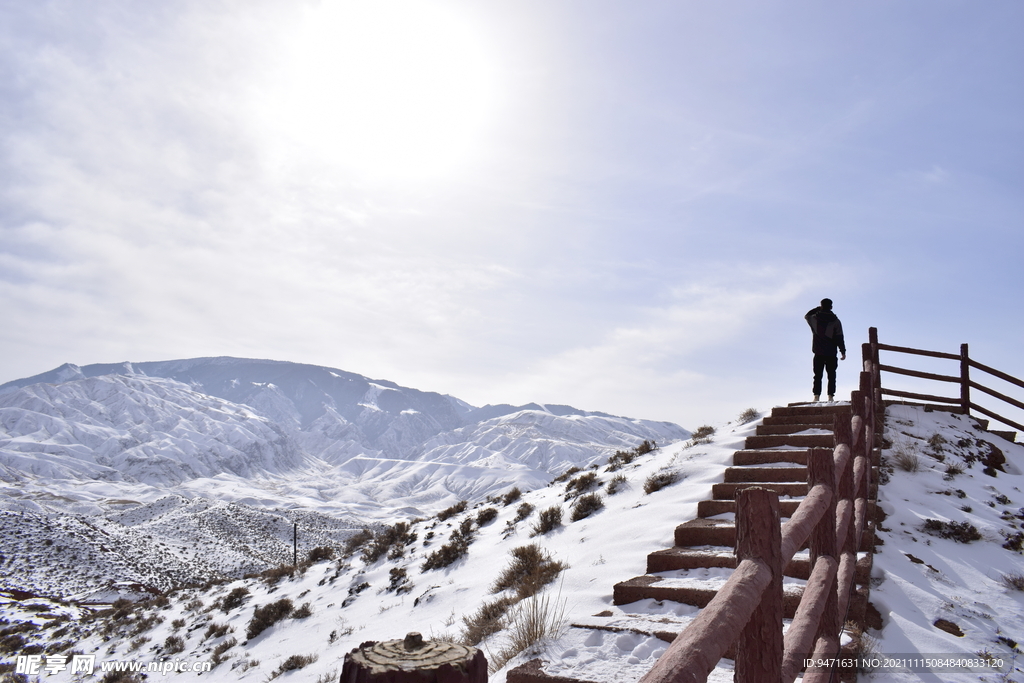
[805,307,846,357]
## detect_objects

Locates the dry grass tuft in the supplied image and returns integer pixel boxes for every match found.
[891,444,920,472]
[738,408,760,424]
[1002,571,1024,591]
[487,590,567,673]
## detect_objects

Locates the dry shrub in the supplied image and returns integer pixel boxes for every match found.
[921,519,981,543]
[421,520,475,571]
[1001,572,1024,591]
[502,488,522,506]
[246,599,293,639]
[204,622,231,640]
[552,467,582,485]
[260,565,295,586]
[605,440,657,472]
[644,470,679,494]
[492,544,567,599]
[530,506,563,537]
[307,546,336,563]
[690,425,716,444]
[461,595,518,645]
[606,474,628,495]
[363,522,416,564]
[437,501,468,521]
[514,503,534,522]
[570,493,604,521]
[272,654,318,678]
[342,529,373,558]
[163,635,184,654]
[477,508,499,526]
[564,472,600,500]
[738,408,760,424]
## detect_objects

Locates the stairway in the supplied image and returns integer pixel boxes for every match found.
[507,402,875,683]
[611,403,867,619]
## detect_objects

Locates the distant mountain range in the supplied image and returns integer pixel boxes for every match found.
[0,358,690,514]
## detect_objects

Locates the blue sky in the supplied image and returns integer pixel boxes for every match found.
[1,0,1022,427]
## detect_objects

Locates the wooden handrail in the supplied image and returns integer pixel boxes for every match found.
[637,559,772,683]
[880,387,960,405]
[871,326,1023,434]
[970,403,1024,434]
[781,556,838,683]
[969,358,1024,390]
[780,484,830,562]
[875,342,959,361]
[970,381,1024,413]
[878,363,960,384]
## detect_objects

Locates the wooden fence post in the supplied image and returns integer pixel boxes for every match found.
[868,328,882,429]
[735,487,782,682]
[960,343,971,415]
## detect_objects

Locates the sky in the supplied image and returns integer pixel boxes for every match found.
[1,0,1022,428]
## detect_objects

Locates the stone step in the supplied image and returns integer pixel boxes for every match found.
[674,518,736,547]
[771,404,852,418]
[712,482,809,500]
[744,433,835,449]
[990,430,1017,443]
[646,546,811,580]
[762,414,837,427]
[507,615,739,683]
[698,498,802,518]
[646,547,875,584]
[733,449,808,466]
[756,423,835,436]
[506,659,600,683]
[569,612,696,645]
[724,466,807,483]
[612,574,805,618]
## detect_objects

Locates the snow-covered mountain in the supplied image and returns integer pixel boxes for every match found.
[0,357,690,601]
[0,358,689,507]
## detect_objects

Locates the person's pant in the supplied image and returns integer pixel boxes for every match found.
[813,354,838,396]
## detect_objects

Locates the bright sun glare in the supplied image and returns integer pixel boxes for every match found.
[259,0,497,182]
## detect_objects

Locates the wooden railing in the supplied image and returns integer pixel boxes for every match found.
[867,327,1024,434]
[639,350,880,683]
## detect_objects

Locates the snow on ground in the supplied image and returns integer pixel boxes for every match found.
[1,404,1022,682]
[0,417,741,682]
[864,404,1024,682]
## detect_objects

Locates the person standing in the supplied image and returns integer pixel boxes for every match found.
[804,298,846,402]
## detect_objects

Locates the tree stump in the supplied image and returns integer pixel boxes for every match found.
[340,632,487,683]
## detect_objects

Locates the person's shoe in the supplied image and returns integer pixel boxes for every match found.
[813,394,820,402]
[827,395,834,402]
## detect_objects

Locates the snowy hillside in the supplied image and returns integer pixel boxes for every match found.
[0,358,690,604]
[3,404,1020,683]
[0,421,738,682]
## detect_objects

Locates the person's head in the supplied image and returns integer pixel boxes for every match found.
[820,298,833,310]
